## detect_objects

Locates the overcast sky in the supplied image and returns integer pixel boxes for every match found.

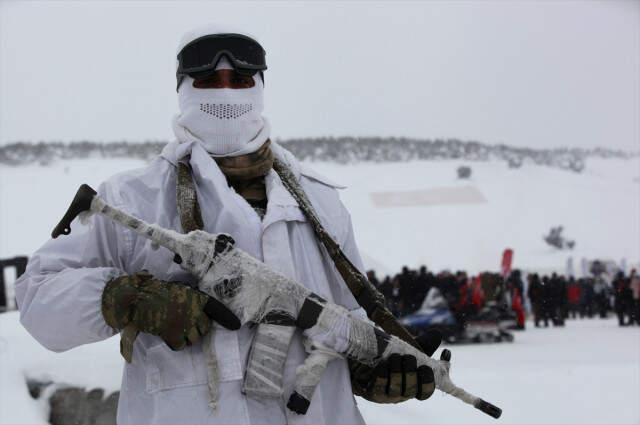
[0,0,638,150]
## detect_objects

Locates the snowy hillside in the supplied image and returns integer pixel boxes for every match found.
[312,158,640,274]
[1,155,638,277]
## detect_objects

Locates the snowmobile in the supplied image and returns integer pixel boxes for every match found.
[400,287,458,341]
[463,302,515,343]
[401,288,514,344]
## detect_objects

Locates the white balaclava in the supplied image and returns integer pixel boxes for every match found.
[173,26,270,157]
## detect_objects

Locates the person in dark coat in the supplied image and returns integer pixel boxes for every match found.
[612,271,632,326]
[630,269,640,325]
[437,271,460,312]
[541,275,556,327]
[549,273,566,326]
[397,266,420,316]
[593,276,609,319]
[414,265,431,310]
[378,275,394,310]
[579,277,594,318]
[528,273,548,327]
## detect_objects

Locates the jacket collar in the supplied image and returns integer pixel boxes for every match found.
[161,139,305,228]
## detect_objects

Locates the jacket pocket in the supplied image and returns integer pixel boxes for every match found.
[214,328,243,382]
[145,329,243,394]
[145,344,208,394]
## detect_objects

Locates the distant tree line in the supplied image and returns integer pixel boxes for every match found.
[0,138,636,172]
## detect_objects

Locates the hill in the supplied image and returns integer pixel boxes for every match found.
[1,138,635,171]
[0,146,637,277]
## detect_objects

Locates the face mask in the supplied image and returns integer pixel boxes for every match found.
[175,58,270,157]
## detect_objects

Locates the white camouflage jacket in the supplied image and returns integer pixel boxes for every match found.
[15,140,367,425]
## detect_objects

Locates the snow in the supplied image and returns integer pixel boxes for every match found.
[1,157,638,275]
[1,155,639,424]
[310,158,640,274]
[370,185,487,208]
[1,311,638,425]
[0,312,121,425]
[358,318,640,425]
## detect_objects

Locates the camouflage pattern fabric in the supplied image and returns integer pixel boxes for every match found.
[214,139,274,181]
[215,139,273,205]
[102,271,212,353]
[177,162,204,233]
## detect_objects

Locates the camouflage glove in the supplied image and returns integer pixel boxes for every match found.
[102,271,240,351]
[350,330,442,403]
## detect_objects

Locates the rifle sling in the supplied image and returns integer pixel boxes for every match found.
[271,159,421,350]
[177,162,204,233]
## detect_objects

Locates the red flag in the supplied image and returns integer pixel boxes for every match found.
[501,248,514,279]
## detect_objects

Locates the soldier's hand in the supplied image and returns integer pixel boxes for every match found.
[102,271,240,351]
[350,330,442,404]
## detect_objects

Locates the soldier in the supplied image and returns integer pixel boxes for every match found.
[14,24,439,425]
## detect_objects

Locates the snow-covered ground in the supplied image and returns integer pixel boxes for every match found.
[311,158,640,274]
[358,318,640,425]
[1,154,639,424]
[1,155,638,275]
[0,312,121,425]
[1,311,638,425]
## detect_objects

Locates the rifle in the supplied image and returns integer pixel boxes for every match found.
[52,184,502,419]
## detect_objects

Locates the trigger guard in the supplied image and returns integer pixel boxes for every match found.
[214,234,235,255]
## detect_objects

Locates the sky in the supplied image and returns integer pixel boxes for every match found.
[0,0,638,150]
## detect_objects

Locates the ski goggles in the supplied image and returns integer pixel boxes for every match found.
[176,33,267,90]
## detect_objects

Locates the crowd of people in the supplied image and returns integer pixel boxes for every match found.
[368,267,470,320]
[367,265,640,328]
[527,270,640,327]
[366,267,525,331]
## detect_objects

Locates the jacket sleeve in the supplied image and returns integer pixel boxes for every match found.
[14,182,131,352]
